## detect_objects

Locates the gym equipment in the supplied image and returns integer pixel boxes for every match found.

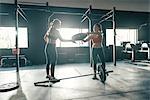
[98,65,113,83]
[124,43,136,62]
[0,82,19,92]
[0,72,20,92]
[72,33,87,41]
[34,65,113,87]
[0,55,27,67]
[0,0,23,92]
[98,7,116,66]
[81,5,93,67]
[139,42,150,60]
[123,42,150,62]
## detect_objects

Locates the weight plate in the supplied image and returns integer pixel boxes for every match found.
[0,82,19,92]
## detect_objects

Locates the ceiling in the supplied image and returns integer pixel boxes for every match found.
[0,0,150,12]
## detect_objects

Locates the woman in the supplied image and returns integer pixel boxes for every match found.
[44,19,71,80]
[83,23,105,80]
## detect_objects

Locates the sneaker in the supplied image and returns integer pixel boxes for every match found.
[92,75,99,80]
[50,77,60,83]
[46,75,51,79]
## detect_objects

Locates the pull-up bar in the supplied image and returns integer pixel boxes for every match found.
[0,12,9,16]
[81,5,92,18]
[98,7,116,66]
[17,5,26,16]
[17,5,28,22]
[81,5,92,23]
[17,1,48,6]
[80,5,93,67]
[52,12,83,16]
[14,0,29,72]
[100,10,113,20]
[99,15,113,24]
[98,9,114,24]
[81,16,89,23]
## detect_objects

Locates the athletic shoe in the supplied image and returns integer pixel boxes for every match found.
[92,75,99,80]
[46,75,51,79]
[50,77,60,83]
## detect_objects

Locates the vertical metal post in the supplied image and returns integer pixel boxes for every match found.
[113,7,116,66]
[46,2,49,28]
[88,5,93,67]
[148,45,150,60]
[46,2,49,6]
[15,0,19,72]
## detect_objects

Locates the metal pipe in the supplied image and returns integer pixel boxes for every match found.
[46,2,49,6]
[18,7,87,16]
[0,12,9,16]
[100,10,113,19]
[20,7,51,12]
[81,16,88,23]
[99,15,113,24]
[59,73,94,80]
[17,9,28,22]
[53,12,83,16]
[15,0,20,72]
[81,5,92,18]
[18,1,48,6]
[81,8,90,18]
[98,7,116,66]
[113,7,116,66]
[17,5,26,17]
[88,17,93,67]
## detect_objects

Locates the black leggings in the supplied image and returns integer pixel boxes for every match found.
[44,44,57,77]
[92,48,105,73]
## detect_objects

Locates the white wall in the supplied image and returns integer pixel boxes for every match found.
[0,0,150,12]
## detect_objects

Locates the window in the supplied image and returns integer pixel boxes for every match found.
[106,29,138,46]
[56,28,88,47]
[0,27,28,49]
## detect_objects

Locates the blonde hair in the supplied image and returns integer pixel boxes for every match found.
[93,23,103,34]
[49,19,61,27]
[47,19,61,32]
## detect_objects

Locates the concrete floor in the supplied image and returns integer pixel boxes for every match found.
[0,62,150,100]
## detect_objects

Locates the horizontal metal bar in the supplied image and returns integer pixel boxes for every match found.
[50,12,102,16]
[99,15,113,24]
[18,1,47,6]
[17,5,26,17]
[20,7,51,12]
[59,73,95,81]
[82,8,90,18]
[19,8,84,16]
[100,10,113,19]
[0,12,9,16]
[34,73,99,85]
[81,16,88,23]
[53,12,83,16]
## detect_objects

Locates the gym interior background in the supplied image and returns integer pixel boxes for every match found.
[0,0,150,100]
[0,1,149,65]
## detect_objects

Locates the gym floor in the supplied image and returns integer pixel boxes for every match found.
[0,61,150,100]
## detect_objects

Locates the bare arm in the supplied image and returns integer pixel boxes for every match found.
[83,31,101,41]
[83,34,93,42]
[43,29,50,43]
[44,34,49,42]
[57,32,73,42]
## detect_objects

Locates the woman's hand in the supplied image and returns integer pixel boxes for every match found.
[44,34,49,43]
[82,39,86,42]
